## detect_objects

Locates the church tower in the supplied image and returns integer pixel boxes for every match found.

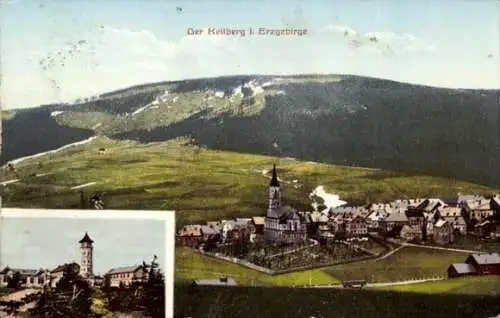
[268,164,281,211]
[79,232,94,278]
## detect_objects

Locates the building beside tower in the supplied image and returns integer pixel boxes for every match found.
[0,231,153,289]
[264,164,307,244]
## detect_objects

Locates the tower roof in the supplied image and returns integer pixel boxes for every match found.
[79,232,94,244]
[269,164,280,187]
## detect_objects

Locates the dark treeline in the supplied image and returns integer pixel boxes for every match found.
[115,77,500,187]
[3,75,499,187]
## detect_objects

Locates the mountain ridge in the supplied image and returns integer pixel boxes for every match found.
[2,74,499,187]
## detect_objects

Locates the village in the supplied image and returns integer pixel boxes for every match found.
[176,165,500,283]
[0,232,154,291]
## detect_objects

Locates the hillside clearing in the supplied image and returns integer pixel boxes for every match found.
[326,246,468,283]
[1,136,498,227]
[175,247,339,286]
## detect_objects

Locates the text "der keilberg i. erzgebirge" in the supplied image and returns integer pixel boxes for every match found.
[187,27,308,37]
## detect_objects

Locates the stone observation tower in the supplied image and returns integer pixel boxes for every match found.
[79,232,94,277]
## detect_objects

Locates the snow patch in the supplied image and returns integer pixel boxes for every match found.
[262,78,284,88]
[214,91,225,98]
[70,182,98,190]
[51,111,64,117]
[172,96,179,103]
[245,80,264,95]
[231,80,265,99]
[132,105,150,115]
[159,90,169,102]
[36,172,54,177]
[0,179,20,186]
[6,136,98,166]
[309,186,347,212]
[132,90,171,116]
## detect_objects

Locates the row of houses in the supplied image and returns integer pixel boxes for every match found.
[0,264,148,289]
[176,217,264,248]
[0,263,98,289]
[176,167,500,248]
[177,194,500,248]
[0,233,150,289]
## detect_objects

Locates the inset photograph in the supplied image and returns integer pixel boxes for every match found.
[0,209,174,318]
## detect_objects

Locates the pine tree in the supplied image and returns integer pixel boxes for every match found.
[7,271,22,289]
[30,264,93,318]
[141,255,165,318]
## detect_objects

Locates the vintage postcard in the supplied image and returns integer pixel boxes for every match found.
[0,209,174,318]
[1,0,499,317]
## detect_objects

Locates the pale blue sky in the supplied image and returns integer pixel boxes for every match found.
[0,217,166,275]
[1,0,499,109]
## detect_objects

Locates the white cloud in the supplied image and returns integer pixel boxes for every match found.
[2,26,242,108]
[2,24,497,109]
[326,24,435,54]
[326,25,357,36]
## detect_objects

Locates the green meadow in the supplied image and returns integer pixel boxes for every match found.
[374,275,500,295]
[1,136,498,228]
[175,246,473,287]
[175,247,339,286]
[326,246,468,283]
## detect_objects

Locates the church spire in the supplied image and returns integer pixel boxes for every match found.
[270,164,280,187]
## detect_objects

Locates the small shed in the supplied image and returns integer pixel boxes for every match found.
[193,276,237,287]
[447,263,476,278]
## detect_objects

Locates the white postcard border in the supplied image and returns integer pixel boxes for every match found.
[0,208,176,318]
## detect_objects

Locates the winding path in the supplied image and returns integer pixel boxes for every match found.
[401,242,484,254]
[0,288,38,317]
[305,277,446,289]
[375,245,405,260]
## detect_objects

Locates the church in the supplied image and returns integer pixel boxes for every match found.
[264,164,307,244]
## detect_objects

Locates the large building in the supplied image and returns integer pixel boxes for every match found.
[264,164,306,244]
[105,265,148,287]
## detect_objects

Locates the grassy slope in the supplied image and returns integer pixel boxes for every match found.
[175,247,339,286]
[174,285,500,318]
[177,246,469,286]
[375,276,500,295]
[326,246,468,283]
[53,86,272,136]
[1,137,498,227]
